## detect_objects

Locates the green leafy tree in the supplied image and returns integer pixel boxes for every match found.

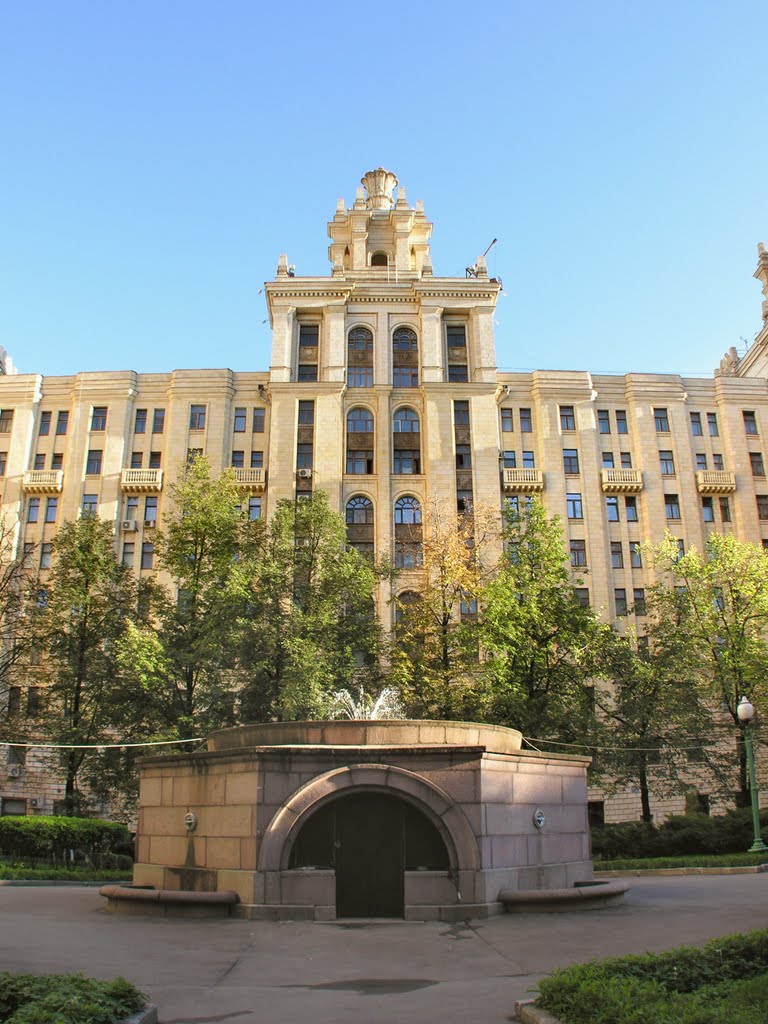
[37,516,144,813]
[0,517,39,737]
[478,498,602,741]
[650,532,768,804]
[238,492,385,721]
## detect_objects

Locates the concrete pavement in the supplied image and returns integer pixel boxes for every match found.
[1,875,767,1023]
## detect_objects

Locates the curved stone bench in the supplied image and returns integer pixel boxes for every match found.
[100,885,239,918]
[499,880,629,913]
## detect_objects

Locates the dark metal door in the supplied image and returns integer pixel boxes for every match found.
[335,793,404,918]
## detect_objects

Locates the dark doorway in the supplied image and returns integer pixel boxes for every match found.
[289,790,449,918]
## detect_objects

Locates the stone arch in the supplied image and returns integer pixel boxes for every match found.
[258,763,479,875]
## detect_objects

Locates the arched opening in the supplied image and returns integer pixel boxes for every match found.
[370,251,388,267]
[289,790,449,917]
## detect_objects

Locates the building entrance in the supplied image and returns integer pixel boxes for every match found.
[289,790,449,918]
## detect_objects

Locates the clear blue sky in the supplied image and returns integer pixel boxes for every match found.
[2,1,767,379]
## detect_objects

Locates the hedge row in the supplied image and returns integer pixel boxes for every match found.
[0,816,131,867]
[591,808,768,860]
[536,929,768,1024]
[0,972,145,1024]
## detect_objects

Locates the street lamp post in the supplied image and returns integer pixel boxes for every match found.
[736,696,767,852]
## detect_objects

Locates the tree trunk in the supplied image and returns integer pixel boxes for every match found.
[639,756,653,823]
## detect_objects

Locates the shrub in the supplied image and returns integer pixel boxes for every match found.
[591,809,768,860]
[0,817,130,868]
[0,972,145,1024]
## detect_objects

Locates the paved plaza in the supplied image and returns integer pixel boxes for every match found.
[1,875,766,1023]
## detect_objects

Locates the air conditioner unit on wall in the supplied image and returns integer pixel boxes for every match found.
[121,520,138,531]
[143,520,157,529]
[7,764,22,778]
[297,468,312,479]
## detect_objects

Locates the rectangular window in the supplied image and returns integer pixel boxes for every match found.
[298,400,315,425]
[296,444,313,469]
[500,408,513,432]
[86,449,102,475]
[393,450,421,474]
[606,496,620,522]
[696,453,707,471]
[346,449,373,474]
[757,495,768,521]
[231,450,245,469]
[393,366,419,388]
[456,444,472,469]
[560,405,576,431]
[141,543,154,569]
[149,451,161,468]
[720,497,731,523]
[633,588,646,615]
[611,541,623,568]
[189,405,206,430]
[690,412,703,435]
[27,688,41,716]
[597,409,610,434]
[81,494,98,516]
[570,539,587,567]
[134,409,147,434]
[522,450,535,469]
[676,539,685,560]
[502,450,516,468]
[566,493,583,520]
[601,452,614,469]
[574,588,590,607]
[616,410,628,434]
[233,407,247,432]
[708,412,718,436]
[654,408,669,432]
[56,411,69,435]
[713,453,724,470]
[122,542,135,566]
[659,450,675,475]
[187,447,203,464]
[144,496,157,523]
[563,449,579,474]
[347,366,372,387]
[298,363,319,382]
[446,325,466,348]
[248,496,262,521]
[0,452,7,477]
[130,451,143,469]
[750,452,765,477]
[630,542,642,568]
[0,410,14,433]
[395,542,423,569]
[456,489,473,513]
[625,497,638,522]
[39,543,53,569]
[51,453,63,470]
[447,365,468,383]
[299,324,319,347]
[620,451,632,468]
[702,497,714,522]
[38,411,51,436]
[45,497,58,523]
[250,451,264,468]
[665,493,681,520]
[34,454,45,470]
[125,496,139,519]
[454,401,470,426]
[519,408,532,432]
[152,408,165,433]
[91,406,107,431]
[253,407,265,432]
[744,411,759,435]
[615,588,628,616]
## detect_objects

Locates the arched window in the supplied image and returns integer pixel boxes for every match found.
[348,328,373,351]
[394,589,421,624]
[371,252,388,267]
[346,496,374,525]
[393,328,418,351]
[393,408,420,433]
[347,407,374,433]
[395,496,421,525]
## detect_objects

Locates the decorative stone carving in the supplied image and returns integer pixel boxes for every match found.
[361,168,398,211]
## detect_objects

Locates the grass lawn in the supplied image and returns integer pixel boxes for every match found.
[594,851,768,871]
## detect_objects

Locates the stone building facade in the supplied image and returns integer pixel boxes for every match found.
[2,169,768,822]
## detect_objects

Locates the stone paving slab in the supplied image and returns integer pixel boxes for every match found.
[0,875,766,1023]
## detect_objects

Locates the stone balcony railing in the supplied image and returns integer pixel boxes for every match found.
[501,468,544,492]
[120,468,163,492]
[234,468,266,492]
[695,470,736,494]
[22,470,64,493]
[600,468,643,493]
